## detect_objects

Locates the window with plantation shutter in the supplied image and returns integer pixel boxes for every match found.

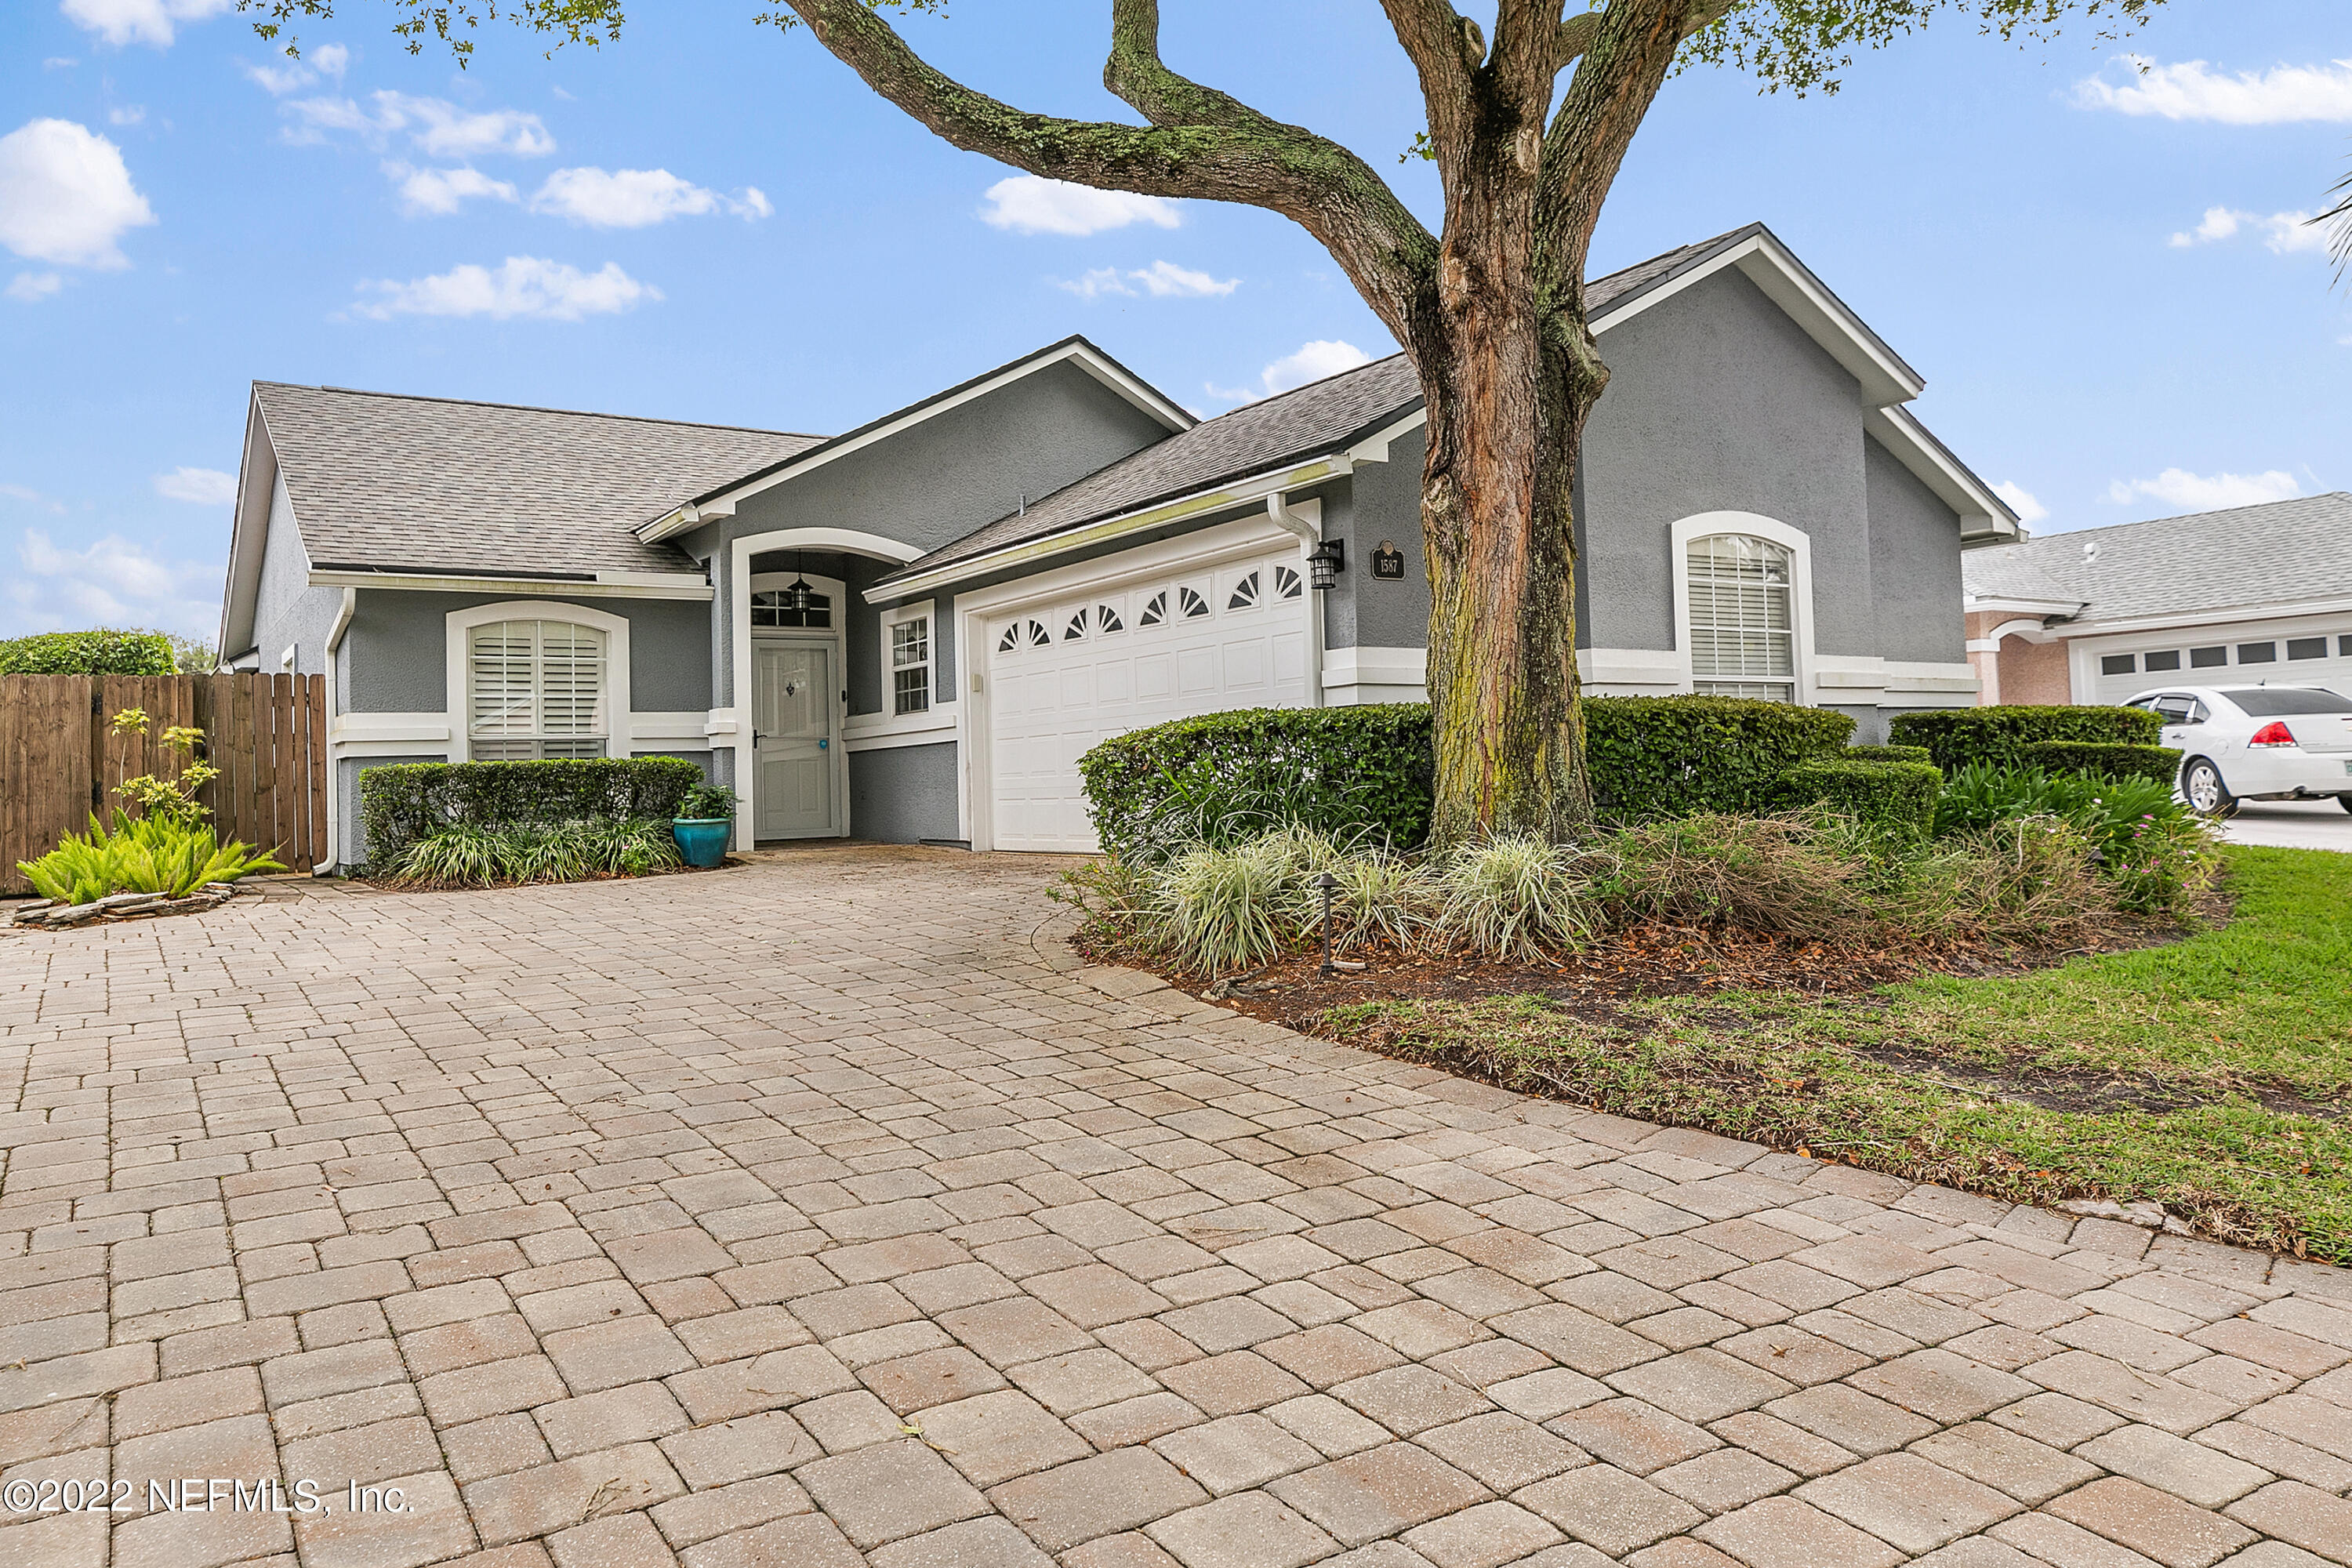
[468,620,608,759]
[1686,535,1796,702]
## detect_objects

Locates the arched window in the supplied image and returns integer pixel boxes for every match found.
[468,619,608,758]
[1686,535,1795,702]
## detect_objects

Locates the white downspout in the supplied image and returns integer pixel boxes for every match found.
[1266,493,1326,709]
[318,587,356,875]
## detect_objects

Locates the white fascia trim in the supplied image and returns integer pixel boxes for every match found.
[311,570,712,601]
[1346,408,1427,464]
[1592,231,1925,408]
[219,397,281,660]
[1882,659,1980,694]
[644,342,1194,543]
[844,703,958,752]
[1864,405,2018,542]
[871,457,1348,603]
[628,711,715,750]
[2056,593,2352,640]
[443,600,633,765]
[1577,647,1683,690]
[1964,593,2081,618]
[1322,645,1425,688]
[1980,617,2061,647]
[330,713,452,746]
[1812,655,1889,692]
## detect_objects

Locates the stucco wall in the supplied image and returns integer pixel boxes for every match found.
[1864,435,1967,665]
[1579,267,1872,655]
[848,742,958,844]
[249,472,343,677]
[706,358,1174,706]
[343,590,713,714]
[1321,430,1431,652]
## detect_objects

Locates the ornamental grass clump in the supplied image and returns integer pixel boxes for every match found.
[1140,837,1299,974]
[1430,836,1602,961]
[1601,813,1863,935]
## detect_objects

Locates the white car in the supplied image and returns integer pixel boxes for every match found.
[2122,684,2352,818]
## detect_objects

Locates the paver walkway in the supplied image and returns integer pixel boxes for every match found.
[3,846,2350,1568]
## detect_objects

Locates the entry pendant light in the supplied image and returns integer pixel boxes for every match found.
[783,550,814,615]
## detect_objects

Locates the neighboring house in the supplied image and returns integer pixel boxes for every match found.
[1962,493,2352,706]
[217,222,2017,866]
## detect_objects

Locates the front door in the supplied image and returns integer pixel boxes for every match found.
[753,641,840,839]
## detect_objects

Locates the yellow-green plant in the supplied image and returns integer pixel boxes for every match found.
[18,813,285,906]
[108,708,220,825]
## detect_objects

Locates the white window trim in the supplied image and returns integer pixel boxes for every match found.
[1669,512,1817,706]
[444,601,633,764]
[871,598,942,731]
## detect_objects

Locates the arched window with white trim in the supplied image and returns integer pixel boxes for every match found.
[1685,534,1797,702]
[468,619,609,758]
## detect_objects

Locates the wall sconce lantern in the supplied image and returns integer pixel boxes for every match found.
[1306,537,1346,591]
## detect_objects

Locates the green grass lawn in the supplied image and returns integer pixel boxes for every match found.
[1319,844,2352,1264]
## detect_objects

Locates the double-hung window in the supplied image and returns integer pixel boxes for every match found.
[1686,534,1797,702]
[890,612,931,717]
[468,619,608,759]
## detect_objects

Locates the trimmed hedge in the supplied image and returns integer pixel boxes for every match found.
[1078,695,1857,856]
[1586,696,1854,818]
[2019,740,2183,786]
[1842,743,1935,768]
[361,757,704,868]
[1080,705,1434,860]
[1773,757,1942,834]
[1889,704,2163,772]
[0,629,177,676]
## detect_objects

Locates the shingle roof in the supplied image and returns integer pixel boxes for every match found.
[1962,492,2352,623]
[255,383,823,578]
[875,226,1826,586]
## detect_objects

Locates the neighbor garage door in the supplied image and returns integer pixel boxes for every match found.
[986,550,1313,851]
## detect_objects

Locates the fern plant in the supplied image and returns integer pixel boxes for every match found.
[18,813,285,905]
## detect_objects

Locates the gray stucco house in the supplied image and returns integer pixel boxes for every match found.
[216,223,2019,866]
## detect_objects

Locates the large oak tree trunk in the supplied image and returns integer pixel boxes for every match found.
[1413,304,1602,845]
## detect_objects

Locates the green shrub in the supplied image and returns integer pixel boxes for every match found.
[1079,705,1434,860]
[360,757,703,867]
[677,782,738,820]
[2018,740,2182,786]
[1773,758,1941,835]
[0,629,179,676]
[1584,697,1854,819]
[19,812,285,904]
[387,818,681,889]
[1843,743,1935,767]
[1890,704,2162,772]
[1933,763,2219,913]
[1141,839,1299,974]
[1079,696,1853,856]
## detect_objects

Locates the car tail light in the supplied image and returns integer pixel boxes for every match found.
[2249,721,2297,747]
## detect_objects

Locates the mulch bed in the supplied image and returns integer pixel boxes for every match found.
[1080,916,2190,1035]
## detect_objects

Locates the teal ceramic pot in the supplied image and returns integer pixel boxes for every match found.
[672,818,731,869]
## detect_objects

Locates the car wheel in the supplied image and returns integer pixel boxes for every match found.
[2182,757,2238,819]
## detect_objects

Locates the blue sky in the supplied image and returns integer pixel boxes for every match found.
[2,0,2346,644]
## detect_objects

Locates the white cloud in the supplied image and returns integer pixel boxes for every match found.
[352,256,659,321]
[152,466,236,504]
[7,271,64,303]
[1992,481,2048,525]
[242,42,349,96]
[108,104,143,126]
[1208,339,1374,403]
[1057,260,1238,300]
[0,483,66,510]
[387,162,517,217]
[2168,205,2331,255]
[285,91,554,158]
[59,0,231,49]
[980,175,1179,237]
[2074,56,2352,124]
[9,528,222,637]
[528,167,769,228]
[0,119,155,269]
[2106,468,2301,513]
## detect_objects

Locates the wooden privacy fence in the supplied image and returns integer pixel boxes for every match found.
[0,673,327,895]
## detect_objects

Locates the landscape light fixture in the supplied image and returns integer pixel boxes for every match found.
[1307,538,1345,591]
[1316,871,1338,975]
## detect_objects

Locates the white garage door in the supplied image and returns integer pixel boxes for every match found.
[987,550,1313,851]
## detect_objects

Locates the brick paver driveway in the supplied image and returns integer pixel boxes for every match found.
[5,846,2351,1568]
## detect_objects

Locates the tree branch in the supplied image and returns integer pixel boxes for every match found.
[780,0,1440,339]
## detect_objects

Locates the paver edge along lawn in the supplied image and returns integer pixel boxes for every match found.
[1313,843,2352,1265]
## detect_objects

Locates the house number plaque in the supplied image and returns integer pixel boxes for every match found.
[1371,542,1406,580]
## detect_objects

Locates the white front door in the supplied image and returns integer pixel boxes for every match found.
[753,641,840,839]
[986,550,1312,851]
